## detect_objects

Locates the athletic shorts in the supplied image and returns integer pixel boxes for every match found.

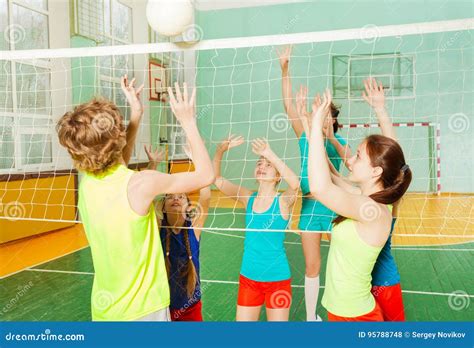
[298,198,334,232]
[237,274,292,309]
[371,283,405,321]
[135,307,170,322]
[327,302,383,322]
[170,300,203,322]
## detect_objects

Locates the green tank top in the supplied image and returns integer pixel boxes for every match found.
[322,207,391,318]
[78,164,170,321]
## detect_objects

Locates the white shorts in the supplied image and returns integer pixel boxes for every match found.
[135,307,170,322]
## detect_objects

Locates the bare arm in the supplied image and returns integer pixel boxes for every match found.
[362,78,397,141]
[251,138,299,208]
[328,136,352,169]
[129,83,215,215]
[192,186,211,240]
[121,75,145,165]
[323,111,352,169]
[308,89,380,222]
[277,45,304,138]
[213,135,252,207]
[362,78,400,212]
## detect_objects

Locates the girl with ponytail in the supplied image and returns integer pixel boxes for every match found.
[307,82,411,322]
[145,145,210,321]
[362,78,408,321]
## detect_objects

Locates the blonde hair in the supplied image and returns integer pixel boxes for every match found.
[57,98,126,175]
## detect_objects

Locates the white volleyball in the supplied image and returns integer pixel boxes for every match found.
[146,0,194,37]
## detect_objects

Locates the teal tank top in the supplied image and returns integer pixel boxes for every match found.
[240,192,291,281]
[299,131,347,195]
[299,132,347,226]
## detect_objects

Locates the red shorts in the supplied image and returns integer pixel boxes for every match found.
[371,283,405,321]
[237,275,292,309]
[170,300,203,321]
[327,301,384,322]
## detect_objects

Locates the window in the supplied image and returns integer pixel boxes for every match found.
[96,0,134,122]
[0,0,52,172]
[72,0,133,120]
[149,28,187,160]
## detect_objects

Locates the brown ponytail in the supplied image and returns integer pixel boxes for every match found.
[182,230,198,298]
[333,134,412,226]
[330,102,340,134]
[163,207,198,298]
[164,227,171,278]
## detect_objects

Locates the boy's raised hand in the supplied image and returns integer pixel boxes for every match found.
[120,74,144,118]
[167,82,196,126]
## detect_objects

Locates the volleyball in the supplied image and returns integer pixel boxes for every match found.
[146,0,194,37]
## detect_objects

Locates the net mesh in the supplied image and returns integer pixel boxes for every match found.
[0,19,473,239]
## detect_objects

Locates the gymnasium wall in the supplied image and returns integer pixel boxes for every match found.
[195,1,474,193]
[70,39,167,174]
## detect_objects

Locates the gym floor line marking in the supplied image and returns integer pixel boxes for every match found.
[204,230,474,251]
[24,269,474,298]
[0,245,90,280]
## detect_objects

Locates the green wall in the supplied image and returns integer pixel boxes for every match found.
[196,1,474,193]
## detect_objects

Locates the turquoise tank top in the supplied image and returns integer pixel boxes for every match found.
[299,131,347,195]
[299,132,347,225]
[240,192,291,281]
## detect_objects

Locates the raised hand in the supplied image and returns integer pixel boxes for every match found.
[312,93,322,115]
[120,74,144,117]
[251,138,273,158]
[323,113,335,139]
[276,45,292,70]
[362,77,386,110]
[216,134,244,153]
[295,85,310,119]
[144,144,166,164]
[167,82,196,125]
[312,89,333,130]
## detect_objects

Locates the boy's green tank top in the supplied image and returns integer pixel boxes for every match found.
[78,164,170,321]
